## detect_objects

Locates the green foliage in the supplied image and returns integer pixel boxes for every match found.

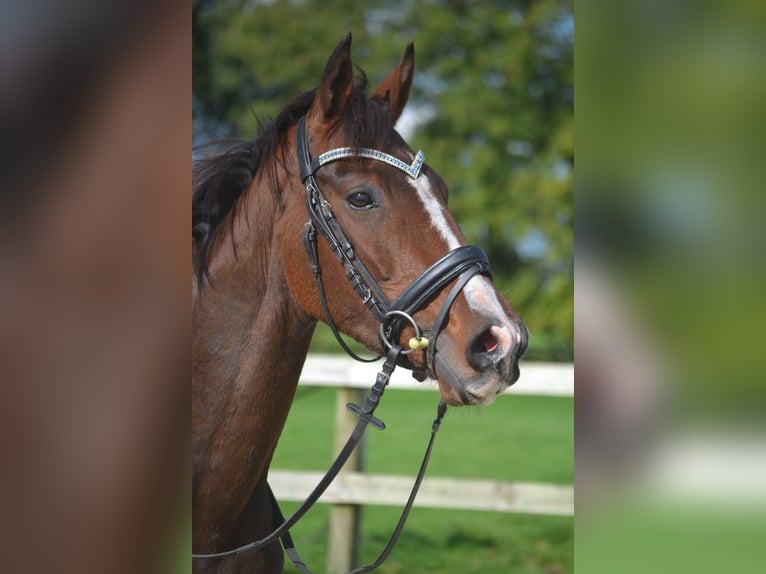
[193,0,573,361]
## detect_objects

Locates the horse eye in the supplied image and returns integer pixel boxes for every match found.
[346,191,375,210]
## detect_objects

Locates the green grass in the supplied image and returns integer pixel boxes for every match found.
[272,387,573,573]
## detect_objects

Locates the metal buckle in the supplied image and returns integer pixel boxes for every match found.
[359,284,372,304]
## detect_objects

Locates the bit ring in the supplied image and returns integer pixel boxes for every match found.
[379,310,427,355]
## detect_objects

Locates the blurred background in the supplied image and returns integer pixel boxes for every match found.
[576,1,766,573]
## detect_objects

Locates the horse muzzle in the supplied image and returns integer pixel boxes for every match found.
[434,319,528,406]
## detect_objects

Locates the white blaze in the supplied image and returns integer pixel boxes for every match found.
[408,176,511,325]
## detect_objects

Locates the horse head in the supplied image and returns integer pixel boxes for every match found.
[277,35,528,406]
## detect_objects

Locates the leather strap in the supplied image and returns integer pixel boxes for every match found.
[346,400,447,573]
[383,246,490,357]
[298,118,391,323]
[267,483,312,574]
[426,263,487,400]
[276,400,448,574]
[191,346,401,560]
[304,222,382,363]
[389,245,489,315]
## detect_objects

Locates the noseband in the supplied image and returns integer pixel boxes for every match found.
[297,116,490,389]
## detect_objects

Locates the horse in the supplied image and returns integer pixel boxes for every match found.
[192,35,528,574]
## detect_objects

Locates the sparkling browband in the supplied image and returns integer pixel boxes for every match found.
[315,148,425,179]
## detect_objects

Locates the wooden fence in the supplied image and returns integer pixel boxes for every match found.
[269,355,574,573]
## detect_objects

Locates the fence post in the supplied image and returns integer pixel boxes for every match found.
[327,386,365,574]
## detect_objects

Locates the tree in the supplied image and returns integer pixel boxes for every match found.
[193,0,573,360]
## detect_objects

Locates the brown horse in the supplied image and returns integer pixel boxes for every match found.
[192,35,528,574]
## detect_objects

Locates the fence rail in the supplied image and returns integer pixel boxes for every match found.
[270,357,574,573]
[299,354,574,396]
[270,470,574,516]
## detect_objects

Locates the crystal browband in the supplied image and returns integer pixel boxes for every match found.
[313,148,426,179]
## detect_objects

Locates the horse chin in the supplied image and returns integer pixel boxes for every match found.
[433,354,518,407]
[432,378,495,406]
[465,375,513,405]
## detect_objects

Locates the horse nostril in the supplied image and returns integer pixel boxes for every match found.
[467,326,505,372]
[479,329,499,353]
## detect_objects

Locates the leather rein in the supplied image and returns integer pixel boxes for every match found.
[192,117,491,572]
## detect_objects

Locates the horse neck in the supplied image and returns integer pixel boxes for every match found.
[192,172,315,545]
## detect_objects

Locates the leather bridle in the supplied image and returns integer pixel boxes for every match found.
[298,117,490,382]
[192,116,493,572]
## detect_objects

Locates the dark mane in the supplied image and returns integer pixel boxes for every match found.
[192,70,392,287]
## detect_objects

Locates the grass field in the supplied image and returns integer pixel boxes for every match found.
[271,385,573,574]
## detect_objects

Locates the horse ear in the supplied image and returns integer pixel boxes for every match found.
[372,42,415,124]
[308,33,355,126]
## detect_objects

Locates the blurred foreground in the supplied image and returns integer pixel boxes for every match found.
[577,1,766,571]
[1,2,188,573]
